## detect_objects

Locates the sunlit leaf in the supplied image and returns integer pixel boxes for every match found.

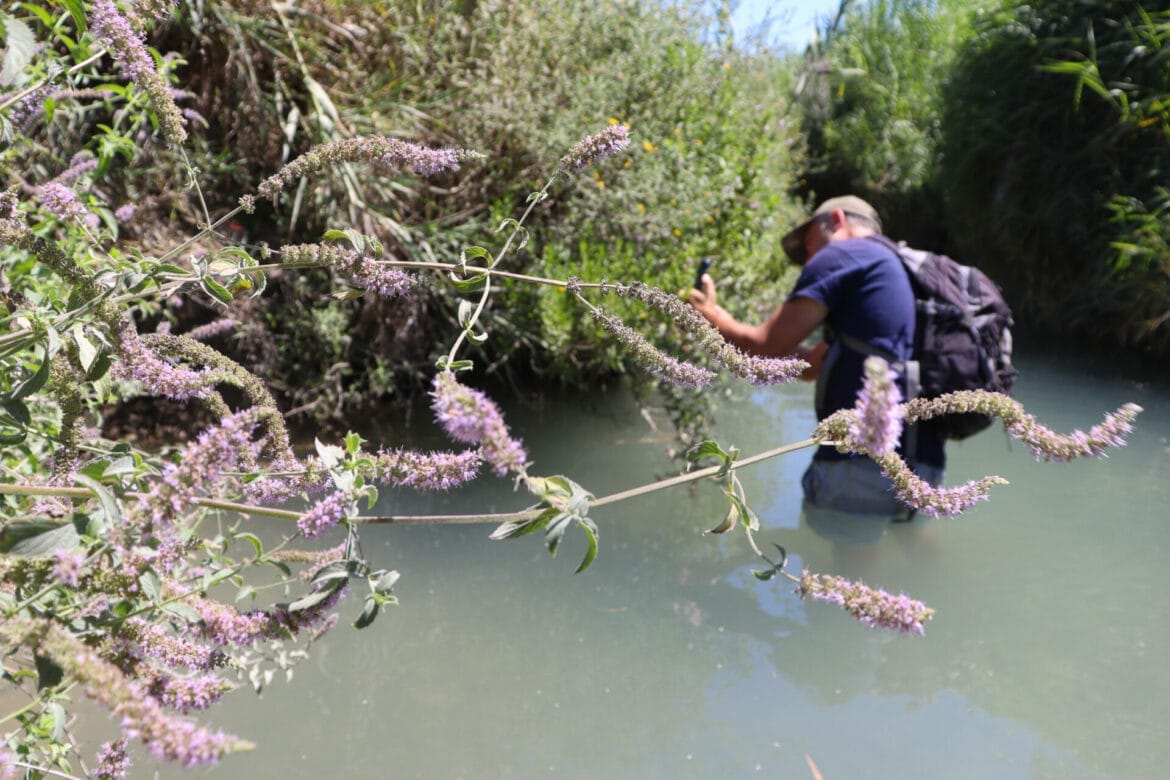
[1,15,36,88]
[73,473,122,528]
[574,517,599,574]
[488,510,554,540]
[544,513,572,557]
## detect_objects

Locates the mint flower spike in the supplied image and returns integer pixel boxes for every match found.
[798,569,935,635]
[904,391,1143,462]
[87,0,187,146]
[280,242,414,298]
[581,279,806,385]
[849,356,904,456]
[1006,402,1143,462]
[430,371,528,477]
[588,305,715,388]
[559,124,631,172]
[877,452,1007,517]
[252,137,482,201]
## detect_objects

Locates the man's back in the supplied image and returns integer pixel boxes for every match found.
[788,236,945,468]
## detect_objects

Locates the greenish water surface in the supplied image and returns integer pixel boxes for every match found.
[157,348,1168,779]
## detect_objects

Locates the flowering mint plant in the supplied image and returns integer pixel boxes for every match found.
[0,7,1143,780]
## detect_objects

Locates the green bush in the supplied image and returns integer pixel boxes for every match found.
[793,0,978,247]
[940,0,1170,352]
[133,0,808,425]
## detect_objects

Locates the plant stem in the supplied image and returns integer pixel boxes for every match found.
[0,439,821,527]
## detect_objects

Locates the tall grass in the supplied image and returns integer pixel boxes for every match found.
[793,0,978,248]
[941,0,1170,352]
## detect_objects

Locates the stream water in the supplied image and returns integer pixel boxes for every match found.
[152,345,1168,779]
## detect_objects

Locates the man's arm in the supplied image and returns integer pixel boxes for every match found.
[688,274,828,360]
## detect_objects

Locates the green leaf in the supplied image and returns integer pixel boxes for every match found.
[200,276,234,305]
[287,580,343,612]
[574,518,599,574]
[372,569,399,596]
[752,568,778,581]
[1,399,30,427]
[435,357,474,372]
[60,0,87,32]
[544,513,572,558]
[5,522,80,556]
[10,348,50,400]
[309,562,352,587]
[139,570,162,602]
[73,473,122,528]
[314,438,346,469]
[353,596,379,629]
[705,502,737,535]
[457,299,475,329]
[685,440,733,476]
[447,270,487,293]
[34,654,63,691]
[163,602,202,623]
[727,480,759,532]
[0,520,70,554]
[234,532,264,558]
[488,510,554,541]
[461,246,491,265]
[1,15,36,88]
[344,431,365,456]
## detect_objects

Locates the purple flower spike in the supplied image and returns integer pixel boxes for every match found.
[93,739,131,780]
[559,124,631,172]
[849,356,904,456]
[297,488,356,538]
[430,371,527,476]
[878,453,1007,517]
[798,569,935,635]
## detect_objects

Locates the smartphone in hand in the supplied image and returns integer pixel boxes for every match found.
[693,257,713,290]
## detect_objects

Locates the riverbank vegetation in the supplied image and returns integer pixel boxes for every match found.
[0,0,1156,777]
[803,0,1170,354]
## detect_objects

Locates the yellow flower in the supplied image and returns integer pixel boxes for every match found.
[636,203,645,212]
[623,159,632,167]
[672,228,682,237]
[694,139,703,146]
[642,140,657,153]
[596,180,605,189]
[608,117,619,125]
[706,215,714,223]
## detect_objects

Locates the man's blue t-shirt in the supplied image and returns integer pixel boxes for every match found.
[788,236,946,468]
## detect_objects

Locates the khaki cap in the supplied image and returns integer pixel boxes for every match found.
[781,195,882,264]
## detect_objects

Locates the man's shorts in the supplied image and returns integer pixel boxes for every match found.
[801,456,945,542]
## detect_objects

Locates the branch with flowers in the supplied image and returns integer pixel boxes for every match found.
[0,3,1142,778]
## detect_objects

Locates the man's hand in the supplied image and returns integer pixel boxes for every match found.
[685,273,719,322]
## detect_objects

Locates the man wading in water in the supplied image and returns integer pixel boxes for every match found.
[686,196,947,548]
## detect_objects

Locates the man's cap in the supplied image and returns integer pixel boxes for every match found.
[781,195,882,264]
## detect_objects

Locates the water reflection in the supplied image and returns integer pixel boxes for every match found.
[156,351,1167,780]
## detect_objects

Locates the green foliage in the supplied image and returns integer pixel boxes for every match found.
[67,0,810,427]
[940,0,1170,352]
[371,1,808,399]
[794,0,979,245]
